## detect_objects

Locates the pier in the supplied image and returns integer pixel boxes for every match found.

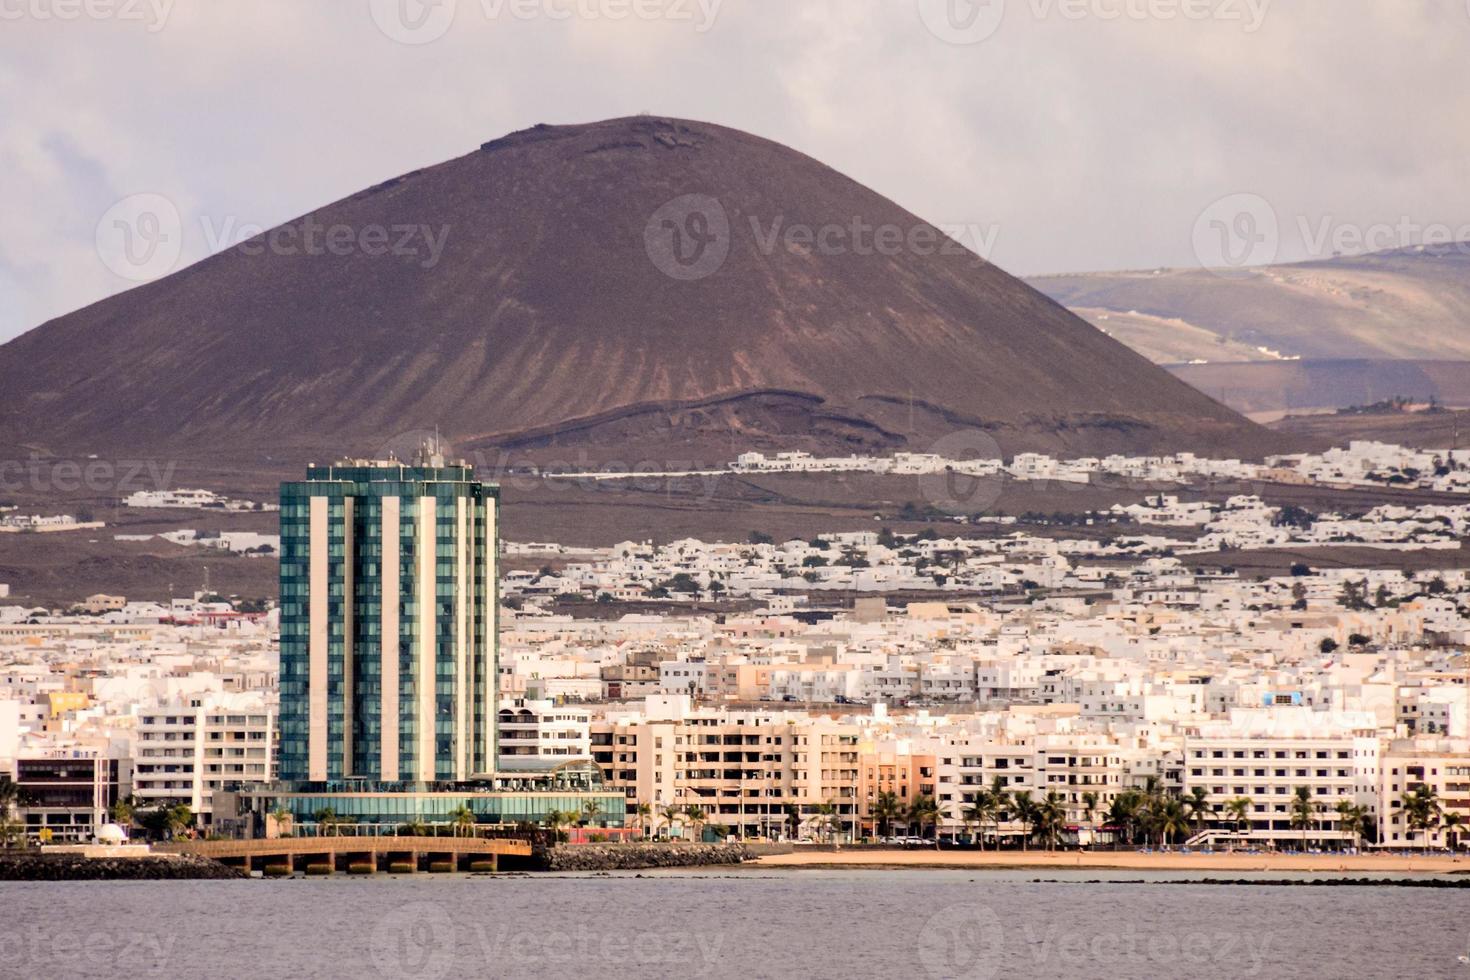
[158,836,535,875]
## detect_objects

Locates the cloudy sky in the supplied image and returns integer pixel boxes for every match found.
[1,0,1467,342]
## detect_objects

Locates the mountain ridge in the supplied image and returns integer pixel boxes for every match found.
[0,116,1275,462]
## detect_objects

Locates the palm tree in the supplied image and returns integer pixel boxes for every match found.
[978,789,1003,850]
[1107,791,1142,849]
[165,803,194,840]
[1396,786,1443,852]
[581,799,604,828]
[1152,798,1190,848]
[1184,787,1214,838]
[1080,791,1098,850]
[986,779,1011,850]
[268,803,292,838]
[312,806,338,837]
[543,808,574,842]
[934,800,956,846]
[907,795,941,845]
[449,803,475,838]
[1289,787,1316,851]
[871,791,903,839]
[813,801,840,844]
[1334,799,1366,852]
[0,776,17,821]
[659,803,684,841]
[1442,812,1464,850]
[781,802,801,842]
[961,799,987,849]
[632,802,652,839]
[1224,797,1252,847]
[110,796,137,830]
[1034,791,1067,851]
[684,803,707,842]
[1011,791,1036,850]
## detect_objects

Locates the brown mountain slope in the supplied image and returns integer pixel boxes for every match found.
[0,116,1272,462]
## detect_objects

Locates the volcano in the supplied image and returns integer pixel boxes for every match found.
[0,116,1275,463]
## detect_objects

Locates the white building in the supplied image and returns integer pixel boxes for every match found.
[132,694,275,826]
[1183,708,1380,847]
[497,698,592,769]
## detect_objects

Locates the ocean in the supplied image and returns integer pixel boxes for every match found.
[0,868,1461,979]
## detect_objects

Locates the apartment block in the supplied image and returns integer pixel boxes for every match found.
[133,694,275,825]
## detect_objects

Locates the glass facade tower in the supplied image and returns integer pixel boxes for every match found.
[278,458,499,786]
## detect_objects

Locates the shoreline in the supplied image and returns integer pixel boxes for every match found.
[0,851,244,881]
[752,849,1470,874]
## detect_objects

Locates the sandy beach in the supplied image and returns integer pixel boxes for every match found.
[754,848,1470,874]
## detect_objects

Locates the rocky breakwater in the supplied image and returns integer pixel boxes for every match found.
[0,850,244,880]
[544,842,752,872]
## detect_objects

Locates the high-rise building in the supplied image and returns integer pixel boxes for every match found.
[255,452,624,836]
[277,454,499,785]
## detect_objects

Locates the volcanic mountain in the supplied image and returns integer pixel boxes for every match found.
[0,116,1275,463]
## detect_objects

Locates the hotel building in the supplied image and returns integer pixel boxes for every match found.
[278,456,499,784]
[1183,708,1381,846]
[255,454,623,832]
